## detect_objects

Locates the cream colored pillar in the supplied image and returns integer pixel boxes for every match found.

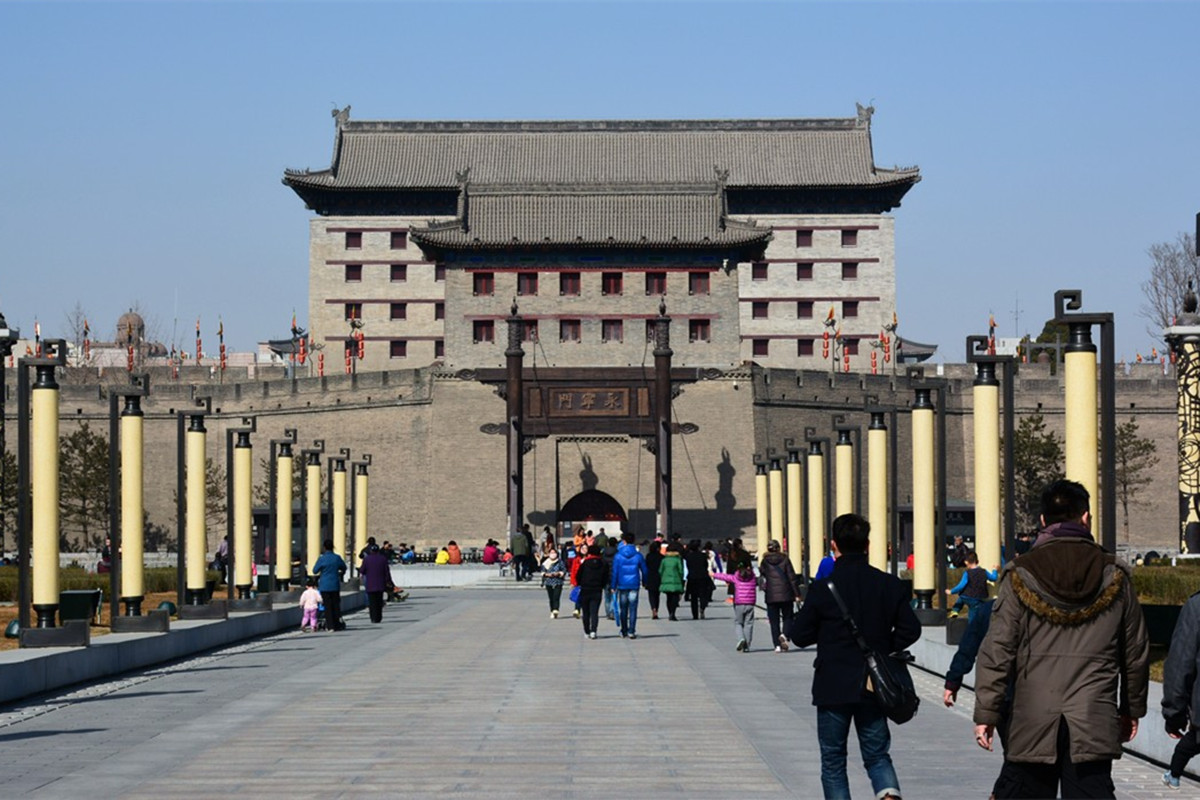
[232,431,253,595]
[973,365,1002,571]
[835,430,854,516]
[306,453,322,574]
[1064,326,1098,528]
[120,396,145,605]
[354,462,369,566]
[275,442,293,587]
[912,389,935,608]
[867,412,888,571]
[806,441,826,578]
[185,415,208,604]
[31,366,61,626]
[332,459,348,565]
[786,448,803,575]
[754,461,769,558]
[768,455,784,550]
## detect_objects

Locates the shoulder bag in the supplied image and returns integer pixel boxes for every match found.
[826,580,920,725]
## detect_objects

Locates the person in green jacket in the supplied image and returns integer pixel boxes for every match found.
[658,542,685,621]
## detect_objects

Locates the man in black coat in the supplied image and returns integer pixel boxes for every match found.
[790,513,920,800]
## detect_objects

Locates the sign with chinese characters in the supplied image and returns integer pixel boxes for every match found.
[547,388,630,417]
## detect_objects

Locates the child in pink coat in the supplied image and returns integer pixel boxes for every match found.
[299,577,322,632]
[712,565,757,652]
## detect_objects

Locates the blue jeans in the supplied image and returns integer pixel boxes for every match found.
[616,589,640,635]
[951,594,984,622]
[816,702,900,799]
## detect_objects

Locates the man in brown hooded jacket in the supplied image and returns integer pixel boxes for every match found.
[973,479,1149,798]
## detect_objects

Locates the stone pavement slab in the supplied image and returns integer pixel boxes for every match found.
[0,588,1192,798]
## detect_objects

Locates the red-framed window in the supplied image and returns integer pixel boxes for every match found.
[601,272,623,296]
[752,302,769,320]
[798,301,814,319]
[796,229,813,248]
[798,338,815,357]
[390,303,407,320]
[473,320,495,343]
[752,339,769,357]
[844,301,859,318]
[391,231,407,249]
[517,272,538,296]
[473,272,495,296]
[560,319,581,342]
[523,321,539,342]
[752,262,768,281]
[645,272,667,295]
[390,340,407,358]
[601,319,623,342]
[345,264,363,282]
[390,264,407,282]
[345,231,362,250]
[797,263,813,281]
[560,272,581,296]
[841,229,858,247]
[344,303,362,321]
[688,272,709,295]
[689,319,711,343]
[842,263,858,281]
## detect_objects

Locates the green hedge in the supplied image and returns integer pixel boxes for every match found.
[0,567,219,603]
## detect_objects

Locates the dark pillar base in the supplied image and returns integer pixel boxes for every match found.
[112,609,170,633]
[229,595,272,612]
[945,617,969,645]
[178,600,228,620]
[121,596,144,617]
[33,604,58,629]
[236,584,251,599]
[915,607,946,626]
[20,620,88,648]
[274,578,290,592]
[913,589,934,610]
[185,588,207,606]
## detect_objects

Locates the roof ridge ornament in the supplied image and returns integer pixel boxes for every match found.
[332,105,351,129]
[856,102,874,128]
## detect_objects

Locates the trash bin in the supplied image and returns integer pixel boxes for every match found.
[60,589,103,625]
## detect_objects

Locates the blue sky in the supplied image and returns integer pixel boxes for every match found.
[1,1,1197,361]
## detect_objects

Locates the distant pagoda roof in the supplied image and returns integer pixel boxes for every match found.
[411,184,771,253]
[284,105,919,193]
[283,105,919,251]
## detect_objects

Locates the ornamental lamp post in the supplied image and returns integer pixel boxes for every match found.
[350,455,372,580]
[1163,281,1200,554]
[299,440,325,573]
[752,454,769,557]
[906,365,948,625]
[225,417,256,600]
[966,335,1016,568]
[268,428,298,591]
[0,310,18,559]
[107,374,151,625]
[783,438,805,576]
[1052,290,1116,554]
[804,427,831,583]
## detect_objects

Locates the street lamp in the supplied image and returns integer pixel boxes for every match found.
[0,310,19,558]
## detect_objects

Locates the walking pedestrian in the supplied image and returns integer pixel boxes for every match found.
[541,547,566,618]
[360,543,391,624]
[311,539,347,631]
[1162,587,1200,790]
[974,479,1149,799]
[759,540,799,652]
[601,533,619,620]
[790,513,920,800]
[575,544,608,639]
[645,537,664,619]
[298,577,321,632]
[712,563,758,652]
[658,542,685,621]
[684,539,713,620]
[511,526,531,582]
[610,532,648,638]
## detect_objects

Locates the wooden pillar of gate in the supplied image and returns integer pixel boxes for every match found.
[505,303,525,549]
[653,301,673,538]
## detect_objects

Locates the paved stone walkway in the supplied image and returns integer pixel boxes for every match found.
[0,588,1191,798]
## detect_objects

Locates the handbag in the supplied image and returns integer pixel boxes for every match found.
[569,585,581,604]
[826,580,920,725]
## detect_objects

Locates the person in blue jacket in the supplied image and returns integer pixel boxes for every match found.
[312,539,347,631]
[610,531,648,639]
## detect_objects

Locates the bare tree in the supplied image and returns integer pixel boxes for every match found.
[1140,232,1199,342]
[1115,417,1159,544]
[62,301,92,365]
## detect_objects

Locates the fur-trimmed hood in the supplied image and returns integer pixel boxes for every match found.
[1008,538,1126,626]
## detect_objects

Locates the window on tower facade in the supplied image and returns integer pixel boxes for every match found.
[645,271,667,295]
[796,229,813,248]
[752,339,769,357]
[390,264,407,282]
[434,339,444,358]
[844,338,860,355]
[842,263,858,281]
[689,319,710,343]
[797,338,815,357]
[602,272,623,296]
[797,262,813,281]
[473,320,495,343]
[841,229,858,247]
[752,262,768,281]
[344,303,362,321]
[646,320,656,342]
[517,272,538,296]
[473,272,495,296]
[601,319,623,343]
[560,319,581,342]
[523,320,539,342]
[688,271,709,295]
[390,231,407,249]
[390,340,407,358]
[345,231,362,249]
[560,272,581,296]
[344,264,363,282]
[797,301,814,319]
[752,302,769,320]
[434,302,445,320]
[843,301,859,318]
[390,303,407,320]
[434,264,446,282]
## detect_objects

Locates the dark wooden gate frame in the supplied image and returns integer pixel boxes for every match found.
[475,302,697,550]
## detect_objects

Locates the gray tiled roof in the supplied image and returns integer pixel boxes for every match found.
[283,115,920,190]
[411,188,770,250]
